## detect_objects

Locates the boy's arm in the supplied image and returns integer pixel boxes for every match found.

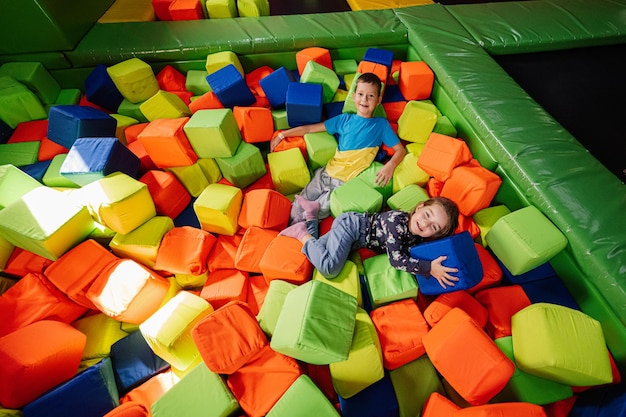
[270,122,327,151]
[375,142,406,186]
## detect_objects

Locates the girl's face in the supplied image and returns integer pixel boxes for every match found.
[352,81,381,118]
[409,203,450,238]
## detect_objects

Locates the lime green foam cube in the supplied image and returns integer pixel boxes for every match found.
[0,141,40,167]
[485,205,567,275]
[333,59,358,76]
[271,109,289,130]
[0,62,60,106]
[512,303,613,386]
[256,279,298,337]
[117,98,148,123]
[329,177,383,218]
[184,109,241,158]
[329,307,384,398]
[301,60,340,104]
[107,58,160,104]
[42,154,81,189]
[389,355,445,417]
[271,280,357,365]
[356,161,394,204]
[0,76,47,128]
[472,205,511,247]
[193,183,242,236]
[215,141,266,188]
[205,0,237,18]
[313,259,362,307]
[266,374,340,416]
[386,183,429,212]
[237,0,269,17]
[139,90,191,122]
[304,131,337,172]
[205,51,243,77]
[392,151,429,193]
[109,215,174,269]
[185,69,211,96]
[397,100,438,144]
[363,254,418,309]
[267,147,311,196]
[0,163,43,209]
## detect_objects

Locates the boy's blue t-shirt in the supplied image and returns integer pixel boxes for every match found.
[324,113,400,151]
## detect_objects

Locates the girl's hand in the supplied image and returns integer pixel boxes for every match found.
[430,255,459,289]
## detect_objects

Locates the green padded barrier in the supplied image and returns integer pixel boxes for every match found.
[0,52,72,71]
[447,0,626,55]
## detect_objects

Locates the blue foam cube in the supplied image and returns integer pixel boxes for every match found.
[499,258,556,285]
[206,64,256,108]
[84,64,125,113]
[0,118,12,144]
[259,66,296,109]
[362,48,394,71]
[409,231,483,295]
[60,137,140,186]
[47,105,117,149]
[19,160,51,183]
[339,375,399,417]
[286,83,323,127]
[382,84,406,103]
[520,276,580,311]
[324,101,344,120]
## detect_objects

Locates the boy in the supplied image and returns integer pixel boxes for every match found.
[270,72,407,224]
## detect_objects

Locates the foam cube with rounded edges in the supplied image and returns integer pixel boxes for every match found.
[139,90,191,121]
[440,160,502,217]
[205,51,244,77]
[191,301,267,374]
[423,290,488,329]
[329,307,384,398]
[397,100,438,144]
[391,152,430,193]
[168,0,204,20]
[286,82,323,127]
[485,205,568,276]
[296,47,333,75]
[206,64,255,108]
[389,356,446,417]
[227,344,302,417]
[356,60,389,86]
[140,291,214,371]
[60,137,141,186]
[423,308,515,405]
[72,313,129,362]
[266,374,340,416]
[104,401,150,417]
[387,183,429,212]
[155,226,216,275]
[409,231,483,296]
[0,163,43,210]
[0,186,94,260]
[47,105,117,149]
[0,320,86,409]
[139,170,191,219]
[417,132,473,182]
[199,268,248,309]
[151,362,239,417]
[255,279,297,337]
[511,303,613,386]
[184,108,241,158]
[398,61,434,101]
[207,233,243,272]
[205,0,237,19]
[137,117,198,168]
[493,336,573,406]
[215,141,267,188]
[267,147,311,195]
[84,64,125,112]
[237,0,270,17]
[313,259,362,307]
[474,285,531,339]
[259,66,296,109]
[271,280,358,364]
[0,76,47,129]
[301,60,341,104]
[454,402,548,417]
[330,177,383,218]
[472,204,511,248]
[77,172,157,235]
[193,183,243,236]
[364,254,418,309]
[238,188,292,230]
[421,392,460,417]
[259,235,313,285]
[165,161,210,198]
[107,58,160,104]
[86,258,170,324]
[338,374,399,417]
[370,298,430,370]
[363,48,394,72]
[304,131,337,171]
[234,226,279,273]
[233,106,274,143]
[355,161,394,204]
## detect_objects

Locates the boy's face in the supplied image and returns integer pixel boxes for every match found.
[409,203,450,238]
[352,81,381,118]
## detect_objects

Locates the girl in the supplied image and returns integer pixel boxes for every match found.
[280,195,460,289]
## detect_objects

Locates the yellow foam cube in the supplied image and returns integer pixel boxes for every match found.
[193,183,242,236]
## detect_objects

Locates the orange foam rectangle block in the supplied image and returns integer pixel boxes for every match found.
[440,160,502,216]
[3,247,53,276]
[246,274,268,316]
[398,61,434,100]
[245,65,273,97]
[86,258,170,324]
[382,101,407,124]
[156,65,187,92]
[423,308,515,405]
[104,401,150,417]
[468,243,503,295]
[0,320,86,409]
[454,402,548,417]
[421,392,460,417]
[139,170,191,219]
[44,239,120,310]
[234,226,280,273]
[124,122,149,144]
[233,106,274,143]
[121,370,179,408]
[0,272,87,338]
[155,226,217,275]
[238,188,291,230]
[137,117,198,168]
[296,47,333,75]
[200,268,248,309]
[227,344,302,417]
[191,301,268,374]
[473,285,531,339]
[207,232,243,272]
[423,290,488,329]
[168,0,204,19]
[259,235,313,285]
[417,133,473,182]
[356,61,389,85]
[152,0,173,20]
[370,298,430,370]
[189,91,224,113]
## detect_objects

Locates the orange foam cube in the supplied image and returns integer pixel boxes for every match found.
[233,106,274,143]
[417,133,473,182]
[234,226,279,273]
[155,226,217,275]
[137,117,198,168]
[296,47,332,75]
[259,235,313,285]
[399,61,434,100]
[356,61,389,85]
[238,188,292,230]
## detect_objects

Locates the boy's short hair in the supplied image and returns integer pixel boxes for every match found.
[356,72,382,96]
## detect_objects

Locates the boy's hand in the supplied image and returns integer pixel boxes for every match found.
[375,164,395,186]
[270,132,284,152]
[430,255,459,289]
